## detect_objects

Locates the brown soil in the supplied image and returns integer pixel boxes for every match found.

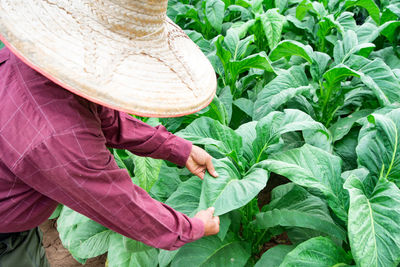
[40,220,106,267]
[257,172,290,209]
[259,232,292,256]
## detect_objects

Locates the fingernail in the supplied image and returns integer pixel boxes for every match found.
[214,171,219,177]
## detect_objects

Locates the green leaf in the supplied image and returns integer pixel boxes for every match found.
[260,8,286,49]
[323,64,360,88]
[107,233,158,267]
[230,52,274,77]
[233,98,254,118]
[356,22,380,44]
[48,204,63,219]
[348,56,400,105]
[251,0,264,14]
[150,164,181,202]
[133,156,162,192]
[254,65,309,120]
[57,207,112,260]
[158,249,179,267]
[296,0,314,20]
[345,0,380,24]
[310,51,331,81]
[198,158,269,216]
[171,235,250,267]
[256,184,346,241]
[280,237,353,266]
[219,86,233,124]
[255,245,294,267]
[176,117,242,163]
[165,177,202,216]
[269,40,313,63]
[253,109,332,162]
[260,144,348,222]
[357,110,400,184]
[257,85,312,117]
[205,0,225,32]
[329,109,372,142]
[344,175,400,267]
[334,128,360,171]
[113,149,135,177]
[224,32,254,61]
[371,47,400,70]
[227,19,256,38]
[380,21,400,44]
[235,121,257,165]
[334,30,375,64]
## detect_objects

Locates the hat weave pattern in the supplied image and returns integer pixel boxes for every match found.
[0,0,217,117]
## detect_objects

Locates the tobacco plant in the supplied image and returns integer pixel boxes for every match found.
[52,0,400,266]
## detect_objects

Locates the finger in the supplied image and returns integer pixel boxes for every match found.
[207,207,215,215]
[206,157,218,178]
[197,170,204,180]
[193,167,205,180]
[213,215,220,224]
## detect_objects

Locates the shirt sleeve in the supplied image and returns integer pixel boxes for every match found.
[13,129,204,250]
[98,106,192,167]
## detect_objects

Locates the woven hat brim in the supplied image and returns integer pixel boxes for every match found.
[0,1,217,117]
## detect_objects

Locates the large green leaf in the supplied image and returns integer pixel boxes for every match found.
[224,32,254,61]
[269,40,313,63]
[107,233,158,267]
[254,65,309,120]
[149,164,181,202]
[256,85,312,117]
[354,57,400,105]
[323,64,360,88]
[345,0,380,24]
[171,235,250,267]
[253,109,332,163]
[329,109,372,142]
[260,8,286,49]
[255,245,294,267]
[165,177,202,216]
[334,128,360,171]
[230,52,274,77]
[234,98,254,118]
[57,207,112,261]
[256,183,346,241]
[235,121,257,166]
[357,110,400,185]
[198,158,269,216]
[260,144,348,222]
[158,249,179,267]
[133,156,162,192]
[280,237,353,266]
[204,0,225,32]
[344,175,400,267]
[176,117,242,164]
[334,30,375,64]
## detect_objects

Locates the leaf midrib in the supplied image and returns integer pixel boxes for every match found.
[200,240,238,266]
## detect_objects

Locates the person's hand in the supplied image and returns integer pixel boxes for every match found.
[185,145,218,179]
[194,207,220,236]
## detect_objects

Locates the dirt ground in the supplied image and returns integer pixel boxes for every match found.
[40,220,106,267]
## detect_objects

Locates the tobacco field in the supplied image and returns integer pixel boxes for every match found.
[51,0,400,266]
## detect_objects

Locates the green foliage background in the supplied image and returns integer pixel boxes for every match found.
[49,0,400,266]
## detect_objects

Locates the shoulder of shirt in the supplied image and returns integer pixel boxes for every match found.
[0,47,104,170]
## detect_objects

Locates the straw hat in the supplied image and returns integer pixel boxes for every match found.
[0,0,217,117]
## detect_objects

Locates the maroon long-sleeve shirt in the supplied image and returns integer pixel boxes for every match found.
[0,46,204,250]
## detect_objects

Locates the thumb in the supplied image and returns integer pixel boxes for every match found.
[207,207,215,215]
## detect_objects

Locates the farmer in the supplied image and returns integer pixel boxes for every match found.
[0,0,220,266]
